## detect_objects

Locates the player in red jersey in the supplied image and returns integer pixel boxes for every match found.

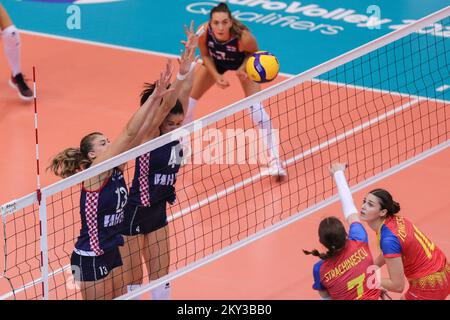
[304,163,382,300]
[361,188,449,300]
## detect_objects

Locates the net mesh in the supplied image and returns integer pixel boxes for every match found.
[0,13,449,300]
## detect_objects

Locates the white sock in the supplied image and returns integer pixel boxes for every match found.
[247,102,280,162]
[184,97,197,124]
[2,25,21,77]
[127,284,142,300]
[151,282,171,300]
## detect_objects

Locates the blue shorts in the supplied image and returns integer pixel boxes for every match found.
[70,247,122,282]
[121,201,168,236]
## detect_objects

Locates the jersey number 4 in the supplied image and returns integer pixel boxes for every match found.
[168,146,179,168]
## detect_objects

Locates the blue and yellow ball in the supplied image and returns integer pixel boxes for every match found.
[246,51,279,83]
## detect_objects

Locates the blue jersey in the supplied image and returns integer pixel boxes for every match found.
[75,168,127,256]
[128,140,182,207]
[206,24,246,71]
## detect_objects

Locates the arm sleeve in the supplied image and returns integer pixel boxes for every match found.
[333,170,358,220]
[312,261,326,291]
[380,226,402,258]
[348,222,368,243]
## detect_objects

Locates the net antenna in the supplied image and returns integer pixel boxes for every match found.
[32,67,49,300]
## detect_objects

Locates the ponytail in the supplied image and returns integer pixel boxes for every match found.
[303,248,336,260]
[230,17,248,39]
[48,132,102,178]
[303,217,347,260]
[48,147,91,178]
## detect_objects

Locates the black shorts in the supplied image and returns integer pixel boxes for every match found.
[70,247,123,282]
[121,201,168,236]
[214,61,241,75]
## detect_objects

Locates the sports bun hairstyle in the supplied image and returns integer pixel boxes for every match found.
[369,189,401,216]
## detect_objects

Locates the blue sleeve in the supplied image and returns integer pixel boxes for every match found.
[348,222,368,243]
[380,225,402,257]
[312,260,326,291]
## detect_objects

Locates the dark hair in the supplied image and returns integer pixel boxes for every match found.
[48,132,102,178]
[140,82,183,115]
[210,2,248,38]
[369,188,401,216]
[303,217,347,260]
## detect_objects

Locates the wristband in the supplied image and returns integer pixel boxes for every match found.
[195,25,205,37]
[176,62,196,80]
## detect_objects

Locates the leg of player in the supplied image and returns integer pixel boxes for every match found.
[238,75,287,180]
[117,235,145,299]
[0,4,33,101]
[185,63,216,124]
[110,265,126,298]
[79,275,114,300]
[143,225,171,300]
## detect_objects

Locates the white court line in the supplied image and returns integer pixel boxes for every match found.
[19,29,449,105]
[168,98,421,222]
[0,97,422,299]
[436,85,450,92]
[312,79,450,105]
[119,139,450,300]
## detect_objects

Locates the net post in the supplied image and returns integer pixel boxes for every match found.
[32,66,49,299]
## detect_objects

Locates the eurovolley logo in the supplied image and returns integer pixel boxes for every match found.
[22,0,123,4]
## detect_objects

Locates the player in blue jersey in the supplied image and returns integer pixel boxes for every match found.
[0,3,33,100]
[185,2,286,179]
[48,65,175,300]
[118,22,199,300]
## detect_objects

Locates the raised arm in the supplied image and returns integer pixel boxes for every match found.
[178,21,201,113]
[330,163,359,225]
[91,68,174,166]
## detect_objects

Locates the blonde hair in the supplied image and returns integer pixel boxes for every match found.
[48,132,101,178]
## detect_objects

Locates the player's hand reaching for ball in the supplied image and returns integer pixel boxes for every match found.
[146,60,175,105]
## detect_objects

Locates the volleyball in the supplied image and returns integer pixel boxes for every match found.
[246,51,280,83]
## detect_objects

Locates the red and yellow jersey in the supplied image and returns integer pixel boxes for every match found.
[312,222,381,300]
[377,215,447,280]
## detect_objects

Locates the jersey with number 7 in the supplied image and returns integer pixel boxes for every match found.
[312,222,381,300]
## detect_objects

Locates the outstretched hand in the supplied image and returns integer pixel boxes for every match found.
[147,60,175,103]
[181,20,201,50]
[178,21,200,76]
